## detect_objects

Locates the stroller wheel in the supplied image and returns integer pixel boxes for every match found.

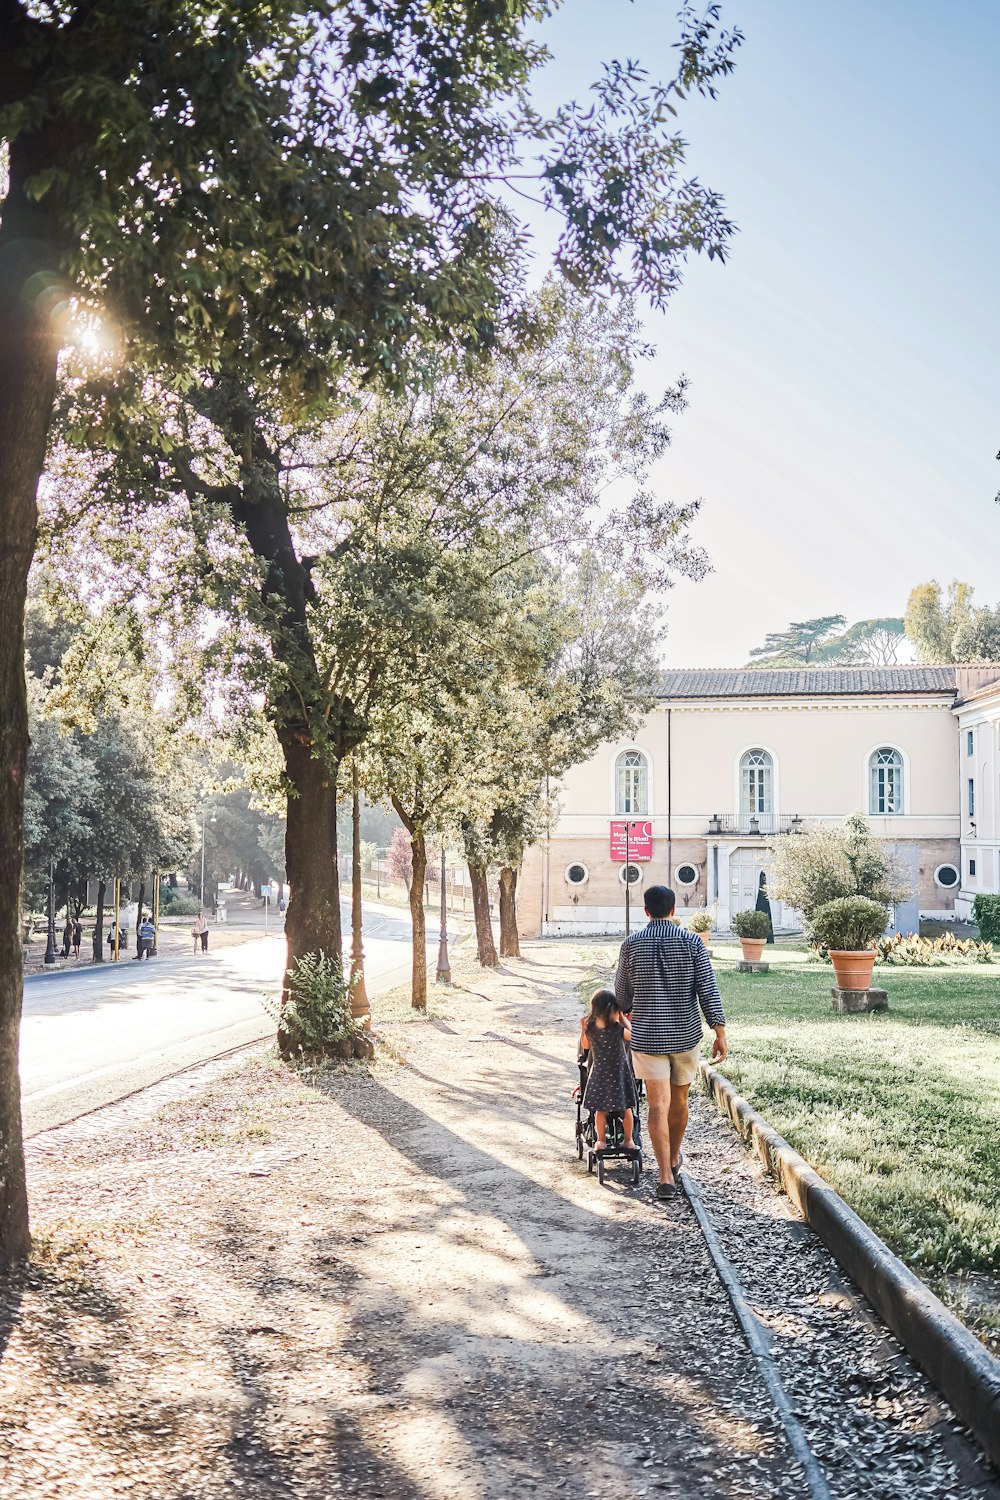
[597,1157,605,1185]
[577,1135,584,1160]
[588,1152,595,1175]
[631,1157,641,1187]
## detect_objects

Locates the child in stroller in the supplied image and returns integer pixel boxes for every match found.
[574,988,643,1186]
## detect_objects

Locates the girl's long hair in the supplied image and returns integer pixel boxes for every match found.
[584,987,620,1040]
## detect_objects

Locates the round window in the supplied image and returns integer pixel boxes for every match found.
[618,863,642,886]
[565,862,589,886]
[675,863,698,887]
[934,864,959,889]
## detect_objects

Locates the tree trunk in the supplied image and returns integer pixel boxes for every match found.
[0,139,63,1265]
[468,860,499,967]
[281,733,342,993]
[409,831,428,1010]
[93,879,107,962]
[498,865,521,958]
[349,763,369,1020]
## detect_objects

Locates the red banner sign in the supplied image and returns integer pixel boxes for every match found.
[609,820,653,860]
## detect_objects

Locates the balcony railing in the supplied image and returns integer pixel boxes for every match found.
[706,813,801,836]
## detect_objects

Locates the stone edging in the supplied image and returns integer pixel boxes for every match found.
[699,1061,1000,1470]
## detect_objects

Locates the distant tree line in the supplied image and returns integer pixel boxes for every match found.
[745,581,1000,669]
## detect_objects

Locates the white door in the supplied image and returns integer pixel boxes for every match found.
[729,851,788,930]
[730,856,764,917]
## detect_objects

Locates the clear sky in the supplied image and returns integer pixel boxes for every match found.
[527,0,1000,666]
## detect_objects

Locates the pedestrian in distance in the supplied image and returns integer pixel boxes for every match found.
[61,915,73,959]
[192,912,209,954]
[615,884,727,1202]
[136,914,156,960]
[71,916,82,960]
[578,988,637,1153]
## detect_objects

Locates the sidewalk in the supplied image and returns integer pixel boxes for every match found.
[22,890,281,975]
[4,943,996,1499]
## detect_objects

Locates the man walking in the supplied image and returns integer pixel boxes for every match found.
[615,885,727,1201]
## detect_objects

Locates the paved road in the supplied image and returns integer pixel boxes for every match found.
[21,901,448,1137]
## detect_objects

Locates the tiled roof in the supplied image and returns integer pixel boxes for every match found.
[656,667,961,699]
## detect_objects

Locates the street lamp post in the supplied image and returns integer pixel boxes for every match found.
[349,765,370,1020]
[435,845,451,984]
[44,857,58,965]
[200,808,217,912]
[200,808,208,913]
[624,819,632,937]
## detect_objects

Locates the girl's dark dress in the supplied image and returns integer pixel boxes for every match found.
[582,1022,636,1113]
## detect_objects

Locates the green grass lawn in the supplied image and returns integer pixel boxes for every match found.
[578,938,1000,1345]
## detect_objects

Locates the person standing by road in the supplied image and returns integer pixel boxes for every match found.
[71,917,83,960]
[136,914,156,960]
[614,884,727,1202]
[192,912,209,955]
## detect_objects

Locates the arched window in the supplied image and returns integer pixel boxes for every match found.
[740,749,773,815]
[869,747,903,815]
[615,750,648,815]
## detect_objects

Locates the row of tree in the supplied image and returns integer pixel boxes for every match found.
[45,288,690,1008]
[1,2,743,1260]
[745,581,1000,669]
[23,577,288,950]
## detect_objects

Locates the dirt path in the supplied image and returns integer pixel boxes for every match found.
[3,943,996,1498]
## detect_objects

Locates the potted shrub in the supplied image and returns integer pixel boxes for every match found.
[732,908,770,962]
[810,896,888,991]
[688,910,714,953]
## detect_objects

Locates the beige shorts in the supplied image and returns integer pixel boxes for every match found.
[631,1046,701,1087]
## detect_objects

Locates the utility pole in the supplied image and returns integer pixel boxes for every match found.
[436,845,451,984]
[624,819,631,936]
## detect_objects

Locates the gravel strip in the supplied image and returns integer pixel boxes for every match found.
[687,1095,1000,1499]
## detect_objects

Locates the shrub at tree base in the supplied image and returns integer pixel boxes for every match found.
[732,909,770,939]
[875,931,994,966]
[277,953,360,1057]
[971,894,1000,945]
[689,911,714,934]
[810,897,888,953]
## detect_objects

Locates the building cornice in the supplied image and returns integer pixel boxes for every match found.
[650,697,952,714]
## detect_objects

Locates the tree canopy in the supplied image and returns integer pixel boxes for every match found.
[904,580,1000,664]
[746,614,906,667]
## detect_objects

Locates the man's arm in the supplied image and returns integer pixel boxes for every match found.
[691,935,728,1060]
[614,941,634,1014]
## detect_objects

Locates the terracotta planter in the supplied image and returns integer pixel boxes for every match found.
[739,937,767,962]
[829,950,876,991]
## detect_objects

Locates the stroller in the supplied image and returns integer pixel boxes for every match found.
[574,1047,644,1187]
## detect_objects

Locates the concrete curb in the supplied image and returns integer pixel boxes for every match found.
[699,1061,1000,1470]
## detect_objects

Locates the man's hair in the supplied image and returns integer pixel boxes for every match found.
[644,885,676,919]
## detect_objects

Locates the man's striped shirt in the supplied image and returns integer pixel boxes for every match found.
[615,920,725,1056]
